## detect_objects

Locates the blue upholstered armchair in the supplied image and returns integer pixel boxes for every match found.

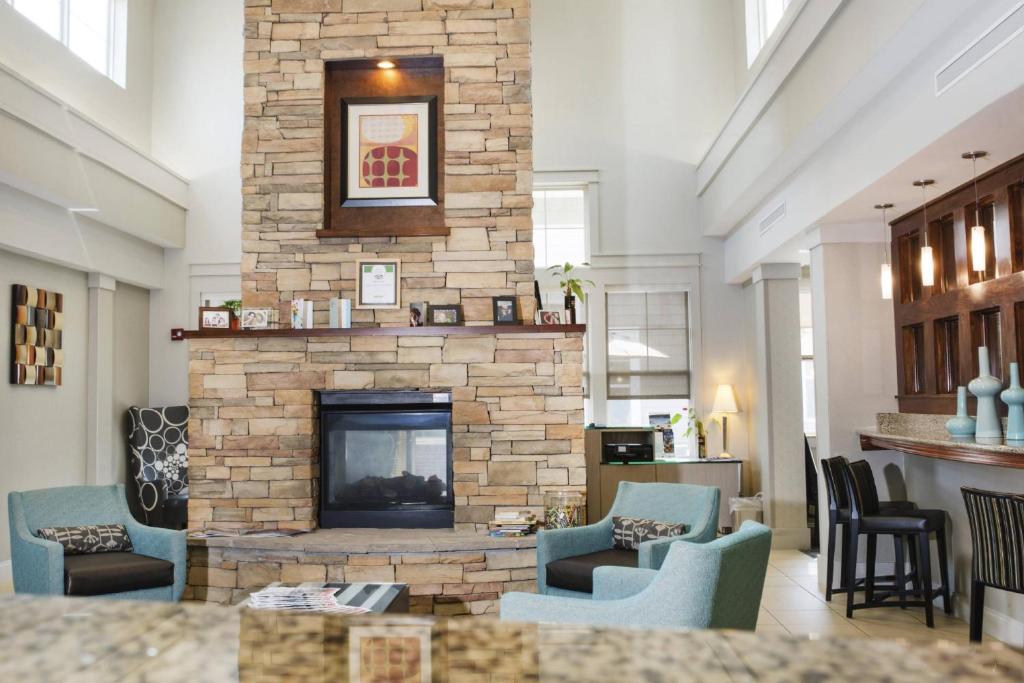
[537,481,720,597]
[502,521,772,630]
[8,484,186,601]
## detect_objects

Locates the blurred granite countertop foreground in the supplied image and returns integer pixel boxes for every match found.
[0,594,1022,682]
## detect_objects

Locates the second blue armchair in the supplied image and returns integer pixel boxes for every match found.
[8,484,186,601]
[538,481,720,597]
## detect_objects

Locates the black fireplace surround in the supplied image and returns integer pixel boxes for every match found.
[318,390,454,528]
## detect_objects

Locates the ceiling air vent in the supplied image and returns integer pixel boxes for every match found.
[759,201,787,235]
[936,1,1024,95]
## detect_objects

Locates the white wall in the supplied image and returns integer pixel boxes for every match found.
[113,283,150,486]
[533,0,737,255]
[0,0,155,151]
[0,252,88,561]
[148,0,244,405]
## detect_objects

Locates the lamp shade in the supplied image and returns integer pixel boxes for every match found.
[711,384,739,414]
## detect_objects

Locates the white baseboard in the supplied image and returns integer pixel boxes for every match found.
[824,560,1024,647]
[770,526,811,549]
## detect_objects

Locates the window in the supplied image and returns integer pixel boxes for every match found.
[532,187,587,268]
[745,0,792,66]
[606,290,689,398]
[5,0,127,86]
[799,284,815,435]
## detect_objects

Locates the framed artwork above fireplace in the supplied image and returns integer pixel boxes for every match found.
[341,96,437,208]
[322,56,447,238]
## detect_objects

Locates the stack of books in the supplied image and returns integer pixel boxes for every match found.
[488,510,538,537]
[248,585,370,614]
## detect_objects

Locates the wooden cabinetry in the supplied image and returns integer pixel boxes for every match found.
[891,153,1024,414]
[584,426,741,531]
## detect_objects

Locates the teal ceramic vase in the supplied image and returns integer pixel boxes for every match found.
[1001,362,1024,441]
[969,346,1003,441]
[945,386,976,438]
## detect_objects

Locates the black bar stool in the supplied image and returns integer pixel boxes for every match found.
[841,459,951,627]
[819,456,916,601]
[961,487,1024,642]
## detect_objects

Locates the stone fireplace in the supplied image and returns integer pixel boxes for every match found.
[185,0,584,613]
[318,389,454,528]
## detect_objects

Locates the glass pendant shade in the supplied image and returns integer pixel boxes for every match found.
[971,224,987,272]
[920,245,934,286]
[880,263,893,300]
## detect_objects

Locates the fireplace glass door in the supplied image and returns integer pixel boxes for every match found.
[323,410,451,512]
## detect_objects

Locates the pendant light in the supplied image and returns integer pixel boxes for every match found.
[963,151,988,273]
[875,203,894,300]
[913,179,935,287]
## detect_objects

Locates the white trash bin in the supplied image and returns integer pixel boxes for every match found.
[729,492,764,530]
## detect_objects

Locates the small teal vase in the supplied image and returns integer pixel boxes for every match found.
[969,346,1003,440]
[945,386,976,438]
[1001,362,1024,441]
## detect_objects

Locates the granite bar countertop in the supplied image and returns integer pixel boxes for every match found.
[1,594,1022,682]
[860,413,1024,458]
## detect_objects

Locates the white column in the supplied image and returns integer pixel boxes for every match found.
[751,263,808,549]
[87,272,116,485]
[808,228,901,587]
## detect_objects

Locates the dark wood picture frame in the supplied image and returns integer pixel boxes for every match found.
[428,305,462,326]
[322,57,447,238]
[339,95,438,208]
[199,306,233,330]
[492,296,519,325]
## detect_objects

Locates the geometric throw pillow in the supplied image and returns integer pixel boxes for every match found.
[36,524,133,555]
[612,516,687,551]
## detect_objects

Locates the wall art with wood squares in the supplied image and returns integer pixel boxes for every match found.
[11,284,64,386]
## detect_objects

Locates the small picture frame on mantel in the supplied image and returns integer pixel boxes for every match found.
[356,259,401,310]
[492,296,518,325]
[199,307,233,330]
[428,304,462,326]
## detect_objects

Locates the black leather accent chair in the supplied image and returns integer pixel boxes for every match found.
[63,553,176,596]
[546,548,638,593]
[127,406,189,530]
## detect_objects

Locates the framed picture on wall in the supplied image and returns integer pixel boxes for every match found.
[341,96,438,208]
[492,296,518,325]
[356,259,401,309]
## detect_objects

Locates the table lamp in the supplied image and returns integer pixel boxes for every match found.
[711,384,740,458]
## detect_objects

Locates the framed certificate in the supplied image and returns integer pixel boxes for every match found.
[356,259,401,309]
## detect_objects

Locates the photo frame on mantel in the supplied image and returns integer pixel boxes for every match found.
[356,259,401,310]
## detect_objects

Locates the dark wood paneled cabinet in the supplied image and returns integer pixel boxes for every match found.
[892,153,1024,414]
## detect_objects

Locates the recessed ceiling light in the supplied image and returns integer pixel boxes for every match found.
[377,60,396,69]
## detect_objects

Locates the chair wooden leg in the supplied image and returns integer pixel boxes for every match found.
[825,517,838,601]
[916,532,934,628]
[840,524,851,590]
[894,534,906,609]
[970,579,985,642]
[846,526,859,619]
[935,527,952,615]
[865,534,877,604]
[908,536,921,596]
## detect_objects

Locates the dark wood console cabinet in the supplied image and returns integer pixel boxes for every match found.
[891,152,1024,414]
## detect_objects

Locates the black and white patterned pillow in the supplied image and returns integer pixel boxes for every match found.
[612,516,687,550]
[36,524,133,555]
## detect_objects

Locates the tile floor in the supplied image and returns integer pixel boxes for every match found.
[759,549,971,641]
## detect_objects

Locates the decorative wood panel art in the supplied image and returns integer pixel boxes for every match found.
[10,284,64,386]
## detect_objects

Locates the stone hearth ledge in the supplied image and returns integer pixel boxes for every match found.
[188,527,537,553]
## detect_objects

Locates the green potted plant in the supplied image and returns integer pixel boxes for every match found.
[547,262,593,324]
[671,410,719,459]
[223,299,243,330]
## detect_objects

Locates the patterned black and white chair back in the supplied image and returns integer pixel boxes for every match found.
[962,487,1024,594]
[127,406,189,528]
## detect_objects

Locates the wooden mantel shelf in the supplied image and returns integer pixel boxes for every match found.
[860,431,1024,469]
[178,324,586,340]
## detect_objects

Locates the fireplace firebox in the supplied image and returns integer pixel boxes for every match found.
[318,390,453,528]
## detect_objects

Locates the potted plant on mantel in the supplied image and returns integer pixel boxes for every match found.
[223,299,243,330]
[548,262,593,325]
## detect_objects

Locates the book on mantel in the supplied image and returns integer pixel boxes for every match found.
[488,510,538,537]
